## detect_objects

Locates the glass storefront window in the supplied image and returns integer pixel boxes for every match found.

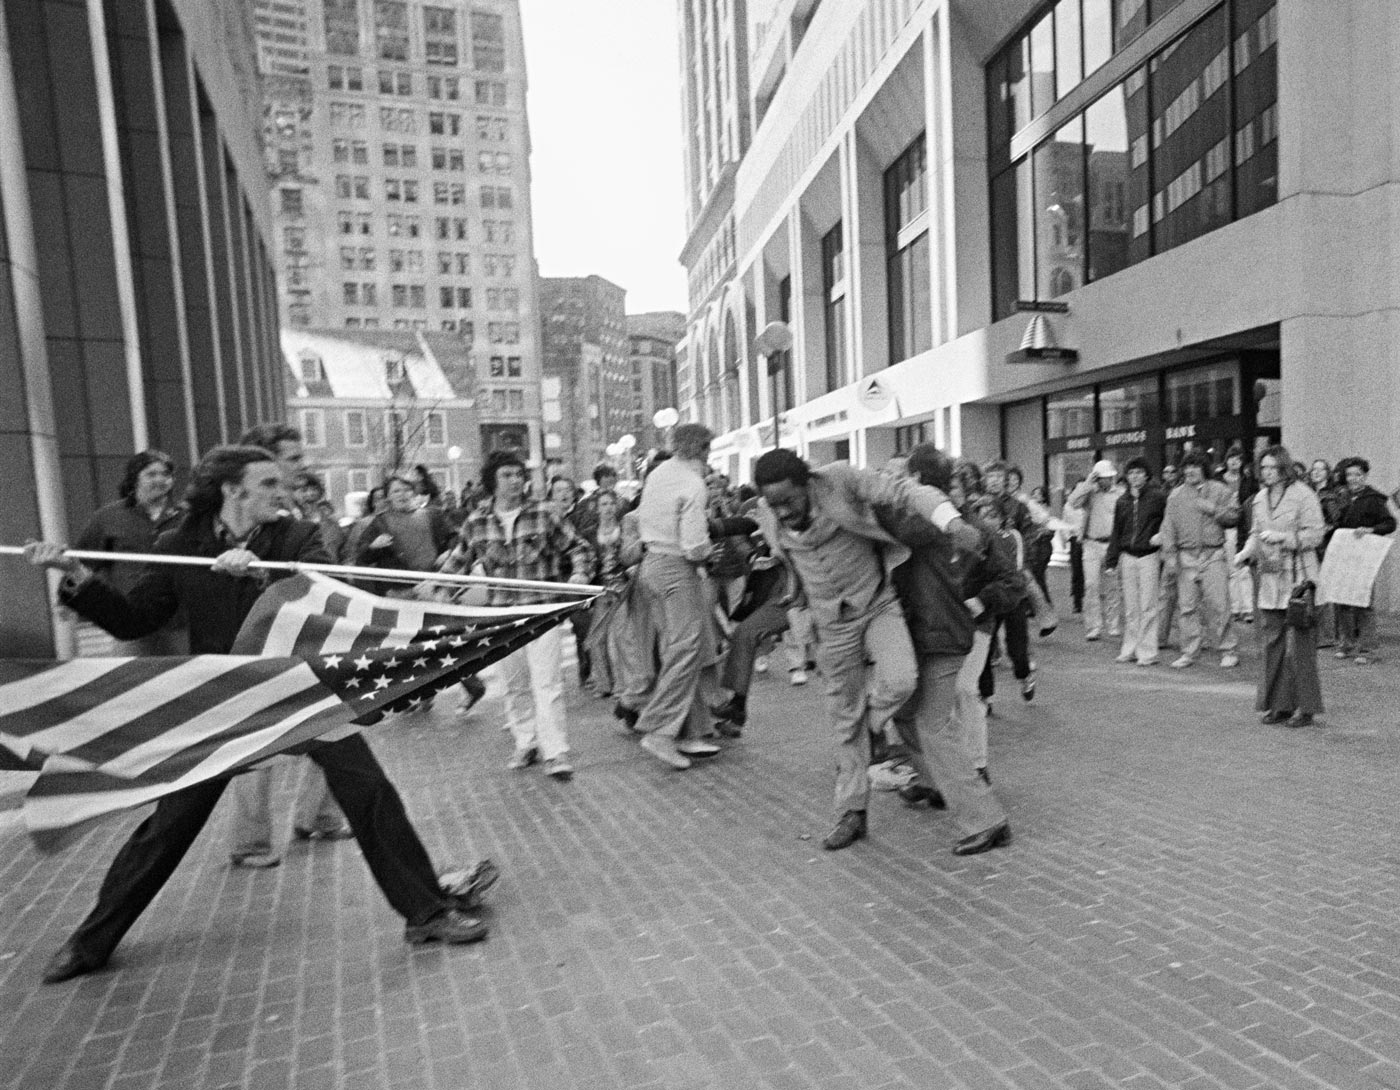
[1083,0,1114,77]
[988,0,1276,320]
[1099,375,1159,430]
[1150,5,1231,254]
[991,158,1034,319]
[1047,387,1095,439]
[1035,117,1086,299]
[1048,451,1098,510]
[1117,0,1148,49]
[1055,0,1083,100]
[1233,0,1278,218]
[1165,361,1238,423]
[1085,86,1131,281]
[1030,11,1056,117]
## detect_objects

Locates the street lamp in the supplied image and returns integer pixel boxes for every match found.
[447,444,462,492]
[753,321,794,451]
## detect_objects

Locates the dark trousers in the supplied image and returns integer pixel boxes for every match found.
[1257,609,1324,715]
[720,596,790,696]
[68,733,451,962]
[1069,538,1085,611]
[1028,535,1054,606]
[570,610,592,684]
[979,608,1031,699]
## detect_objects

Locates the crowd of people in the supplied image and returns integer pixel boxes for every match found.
[1055,444,1396,727]
[26,422,1397,984]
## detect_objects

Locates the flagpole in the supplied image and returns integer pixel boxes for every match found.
[0,545,604,597]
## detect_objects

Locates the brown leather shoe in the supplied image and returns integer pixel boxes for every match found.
[822,810,867,851]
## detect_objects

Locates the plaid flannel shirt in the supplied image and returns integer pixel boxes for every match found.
[452,498,595,605]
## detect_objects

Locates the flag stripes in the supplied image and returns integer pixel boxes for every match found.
[3,571,593,845]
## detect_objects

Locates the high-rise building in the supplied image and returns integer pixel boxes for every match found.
[254,0,545,467]
[626,312,685,452]
[677,0,1400,606]
[538,276,630,482]
[1,0,285,655]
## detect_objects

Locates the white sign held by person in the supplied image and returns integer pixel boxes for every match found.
[1317,531,1394,607]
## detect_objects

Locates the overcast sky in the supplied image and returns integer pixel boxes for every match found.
[521,0,689,315]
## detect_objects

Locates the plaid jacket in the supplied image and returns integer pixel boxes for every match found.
[452,498,595,605]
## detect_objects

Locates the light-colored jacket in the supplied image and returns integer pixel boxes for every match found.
[753,463,959,608]
[1235,481,1325,610]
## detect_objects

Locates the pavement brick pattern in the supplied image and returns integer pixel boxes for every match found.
[4,580,1400,1090]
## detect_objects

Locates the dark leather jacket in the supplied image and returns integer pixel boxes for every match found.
[65,515,328,654]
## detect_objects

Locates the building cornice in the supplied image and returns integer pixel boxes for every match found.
[678,161,737,266]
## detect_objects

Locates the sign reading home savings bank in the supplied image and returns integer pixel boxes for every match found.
[857,376,895,413]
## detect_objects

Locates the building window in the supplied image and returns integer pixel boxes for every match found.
[323,0,359,55]
[470,10,506,72]
[821,223,846,393]
[428,75,461,100]
[425,411,446,446]
[299,409,325,448]
[987,0,1277,320]
[347,468,371,494]
[474,80,507,106]
[299,353,325,384]
[429,111,462,136]
[374,0,409,60]
[885,134,931,364]
[345,409,368,447]
[424,6,458,65]
[283,225,306,251]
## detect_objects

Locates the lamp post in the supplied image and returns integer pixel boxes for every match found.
[447,444,462,493]
[753,321,794,451]
[617,433,637,480]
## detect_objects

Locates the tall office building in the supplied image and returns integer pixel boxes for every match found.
[538,276,630,482]
[1,0,285,655]
[254,0,546,466]
[627,311,685,452]
[677,0,1400,604]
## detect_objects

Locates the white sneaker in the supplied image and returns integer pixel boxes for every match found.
[1219,652,1240,669]
[1171,655,1194,669]
[789,669,808,686]
[754,655,769,674]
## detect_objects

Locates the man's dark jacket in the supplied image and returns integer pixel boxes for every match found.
[64,515,328,654]
[876,505,1022,658]
[1106,485,1167,567]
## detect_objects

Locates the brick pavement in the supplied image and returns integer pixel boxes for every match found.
[4,582,1400,1090]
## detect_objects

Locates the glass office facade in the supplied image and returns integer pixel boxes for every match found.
[988,0,1278,319]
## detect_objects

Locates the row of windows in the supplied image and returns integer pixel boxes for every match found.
[325,1,505,70]
[321,184,513,218]
[989,0,1278,320]
[296,407,449,450]
[334,275,518,311]
[989,0,1194,158]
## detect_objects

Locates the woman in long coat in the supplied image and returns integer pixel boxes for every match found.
[1234,445,1326,727]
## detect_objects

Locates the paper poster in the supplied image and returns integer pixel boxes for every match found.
[1317,531,1394,607]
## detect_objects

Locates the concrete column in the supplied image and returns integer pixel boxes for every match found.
[790,207,824,407]
[843,128,890,379]
[0,0,73,657]
[173,46,229,446]
[87,0,148,450]
[203,118,249,438]
[938,3,996,338]
[922,15,948,347]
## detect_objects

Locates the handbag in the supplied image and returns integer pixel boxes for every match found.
[1286,552,1317,629]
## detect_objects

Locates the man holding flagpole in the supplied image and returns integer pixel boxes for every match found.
[24,444,491,984]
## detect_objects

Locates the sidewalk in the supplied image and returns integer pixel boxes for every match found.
[3,588,1400,1090]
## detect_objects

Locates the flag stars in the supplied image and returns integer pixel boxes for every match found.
[373,676,391,691]
[438,655,458,669]
[353,654,373,672]
[323,655,344,671]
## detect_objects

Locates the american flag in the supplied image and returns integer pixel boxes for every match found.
[0,572,589,847]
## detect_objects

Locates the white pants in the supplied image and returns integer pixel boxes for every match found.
[1118,552,1161,664]
[955,629,992,769]
[497,624,569,759]
[1082,539,1122,636]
